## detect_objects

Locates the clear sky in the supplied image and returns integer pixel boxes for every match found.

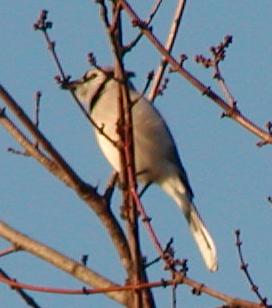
[1,1,272,307]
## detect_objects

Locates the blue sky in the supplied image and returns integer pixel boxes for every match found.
[1,1,272,307]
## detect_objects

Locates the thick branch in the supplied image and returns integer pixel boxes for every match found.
[0,109,71,187]
[98,3,154,306]
[0,221,127,305]
[0,84,132,279]
[112,8,145,308]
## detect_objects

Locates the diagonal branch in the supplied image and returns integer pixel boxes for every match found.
[0,108,72,187]
[148,0,187,102]
[0,84,132,280]
[0,221,127,305]
[235,230,269,307]
[123,0,163,53]
[120,0,272,145]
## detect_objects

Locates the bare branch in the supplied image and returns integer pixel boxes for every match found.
[0,85,132,279]
[120,0,272,145]
[235,230,269,307]
[124,0,163,53]
[0,221,128,305]
[34,10,67,81]
[0,245,19,258]
[148,0,187,102]
[103,171,118,202]
[34,90,41,129]
[0,108,72,187]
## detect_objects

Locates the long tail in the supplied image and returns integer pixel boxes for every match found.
[161,178,218,272]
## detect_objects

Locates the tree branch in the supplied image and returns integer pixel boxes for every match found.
[0,84,132,281]
[0,268,41,308]
[120,0,272,145]
[148,0,187,102]
[0,221,128,305]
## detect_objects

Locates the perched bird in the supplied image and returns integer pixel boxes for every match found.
[65,67,218,271]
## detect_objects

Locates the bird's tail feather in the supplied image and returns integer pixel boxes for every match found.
[161,178,218,272]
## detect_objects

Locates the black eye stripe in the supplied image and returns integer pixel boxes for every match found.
[89,75,111,111]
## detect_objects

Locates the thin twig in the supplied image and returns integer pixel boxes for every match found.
[0,245,19,258]
[148,0,187,102]
[235,230,269,307]
[195,35,237,112]
[34,90,41,129]
[130,188,178,271]
[0,107,76,187]
[0,268,41,308]
[172,283,177,308]
[103,171,118,203]
[131,70,154,107]
[34,10,67,81]
[34,90,42,149]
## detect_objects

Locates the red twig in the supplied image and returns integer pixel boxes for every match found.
[131,189,183,272]
[0,245,18,257]
[0,267,264,307]
[0,274,181,295]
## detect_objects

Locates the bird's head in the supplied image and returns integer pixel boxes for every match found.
[63,67,135,111]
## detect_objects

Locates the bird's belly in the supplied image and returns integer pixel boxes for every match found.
[95,131,156,185]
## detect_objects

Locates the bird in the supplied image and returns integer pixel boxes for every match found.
[65,67,218,272]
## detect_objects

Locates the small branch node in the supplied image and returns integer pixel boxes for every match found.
[56,75,71,88]
[202,86,211,96]
[156,77,169,97]
[81,254,89,266]
[220,102,239,119]
[7,147,30,157]
[266,121,272,135]
[160,278,168,288]
[103,172,118,204]
[87,52,98,67]
[195,54,213,69]
[191,283,204,296]
[132,18,149,30]
[33,10,53,31]
[179,54,188,67]
[82,286,90,295]
[169,55,188,73]
[48,40,55,51]
[0,107,6,117]
[142,216,152,223]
